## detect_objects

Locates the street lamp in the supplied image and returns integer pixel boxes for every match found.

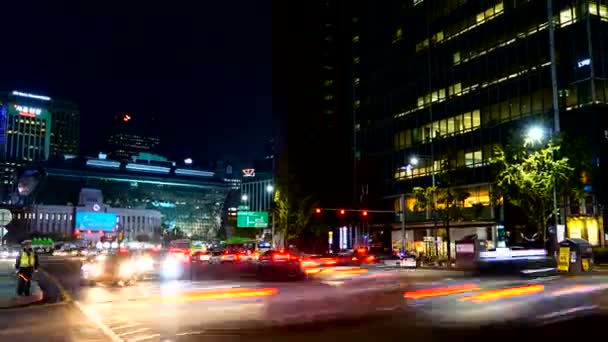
[241,194,248,202]
[184,158,193,165]
[411,154,439,258]
[523,125,559,242]
[525,126,545,146]
[266,184,275,248]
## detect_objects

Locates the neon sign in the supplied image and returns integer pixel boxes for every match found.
[242,168,255,177]
[11,91,51,101]
[14,105,42,117]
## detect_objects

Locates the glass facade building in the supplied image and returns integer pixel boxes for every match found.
[356,1,608,250]
[12,157,230,239]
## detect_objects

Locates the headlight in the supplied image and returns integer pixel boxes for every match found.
[118,262,135,278]
[137,257,154,272]
[161,257,181,279]
[82,263,103,278]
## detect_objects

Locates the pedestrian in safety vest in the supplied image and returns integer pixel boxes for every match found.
[15,240,39,296]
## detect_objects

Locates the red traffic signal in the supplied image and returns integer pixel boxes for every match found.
[362,210,368,216]
[339,209,346,215]
[315,208,322,214]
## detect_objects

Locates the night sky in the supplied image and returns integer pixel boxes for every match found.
[0,1,272,165]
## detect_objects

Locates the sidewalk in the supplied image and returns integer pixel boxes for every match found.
[0,260,43,308]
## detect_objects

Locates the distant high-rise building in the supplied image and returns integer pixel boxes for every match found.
[106,113,160,161]
[0,91,54,203]
[49,99,80,158]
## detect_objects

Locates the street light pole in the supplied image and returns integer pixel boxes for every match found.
[400,194,406,253]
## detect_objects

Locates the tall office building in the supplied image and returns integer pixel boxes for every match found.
[49,99,80,158]
[272,1,355,209]
[106,113,160,161]
[355,1,608,251]
[0,91,54,203]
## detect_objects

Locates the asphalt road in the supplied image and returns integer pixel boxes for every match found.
[3,256,608,342]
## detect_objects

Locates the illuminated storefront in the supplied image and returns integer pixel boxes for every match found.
[566,216,604,246]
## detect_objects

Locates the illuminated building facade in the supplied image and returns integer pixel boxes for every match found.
[9,157,230,240]
[0,91,53,203]
[355,1,608,251]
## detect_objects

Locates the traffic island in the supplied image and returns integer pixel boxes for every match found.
[0,274,43,308]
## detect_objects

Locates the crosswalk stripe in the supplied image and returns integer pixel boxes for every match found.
[110,323,142,330]
[118,328,150,337]
[128,334,161,342]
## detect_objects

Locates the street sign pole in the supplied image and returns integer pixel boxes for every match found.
[0,209,13,246]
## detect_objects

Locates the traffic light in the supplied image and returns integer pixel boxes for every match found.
[339,209,346,215]
[315,208,322,214]
[362,210,368,217]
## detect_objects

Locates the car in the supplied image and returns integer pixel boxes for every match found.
[257,249,311,280]
[0,247,19,260]
[372,252,416,268]
[218,249,242,263]
[192,250,212,263]
[81,252,140,286]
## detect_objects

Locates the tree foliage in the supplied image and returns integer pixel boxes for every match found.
[490,141,574,234]
[273,186,316,245]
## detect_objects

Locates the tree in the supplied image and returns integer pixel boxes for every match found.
[273,187,316,247]
[413,183,470,261]
[491,141,574,240]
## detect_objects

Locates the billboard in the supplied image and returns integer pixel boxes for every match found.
[237,211,268,228]
[76,212,117,232]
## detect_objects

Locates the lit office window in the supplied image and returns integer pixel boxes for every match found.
[560,7,576,27]
[465,150,483,167]
[453,51,461,64]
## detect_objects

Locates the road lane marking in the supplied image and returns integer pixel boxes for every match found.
[118,328,151,337]
[176,331,204,336]
[73,301,124,342]
[128,334,161,342]
[111,323,143,330]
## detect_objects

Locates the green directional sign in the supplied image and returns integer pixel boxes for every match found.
[237,205,250,211]
[237,211,269,228]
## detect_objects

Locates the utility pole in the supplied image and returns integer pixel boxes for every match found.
[547,0,562,235]
[400,194,406,253]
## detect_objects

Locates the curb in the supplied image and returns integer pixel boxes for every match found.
[0,289,43,309]
[0,278,44,309]
[37,269,73,303]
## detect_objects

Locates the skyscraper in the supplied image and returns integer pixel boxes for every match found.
[106,113,160,161]
[49,99,80,158]
[356,1,608,251]
[0,91,53,203]
[272,0,355,209]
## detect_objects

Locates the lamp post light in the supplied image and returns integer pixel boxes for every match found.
[266,184,275,248]
[401,155,438,258]
[524,126,559,242]
[241,194,248,202]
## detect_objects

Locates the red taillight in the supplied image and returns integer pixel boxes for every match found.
[366,255,375,262]
[300,259,319,268]
[273,253,290,261]
[321,258,337,265]
[352,256,358,261]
